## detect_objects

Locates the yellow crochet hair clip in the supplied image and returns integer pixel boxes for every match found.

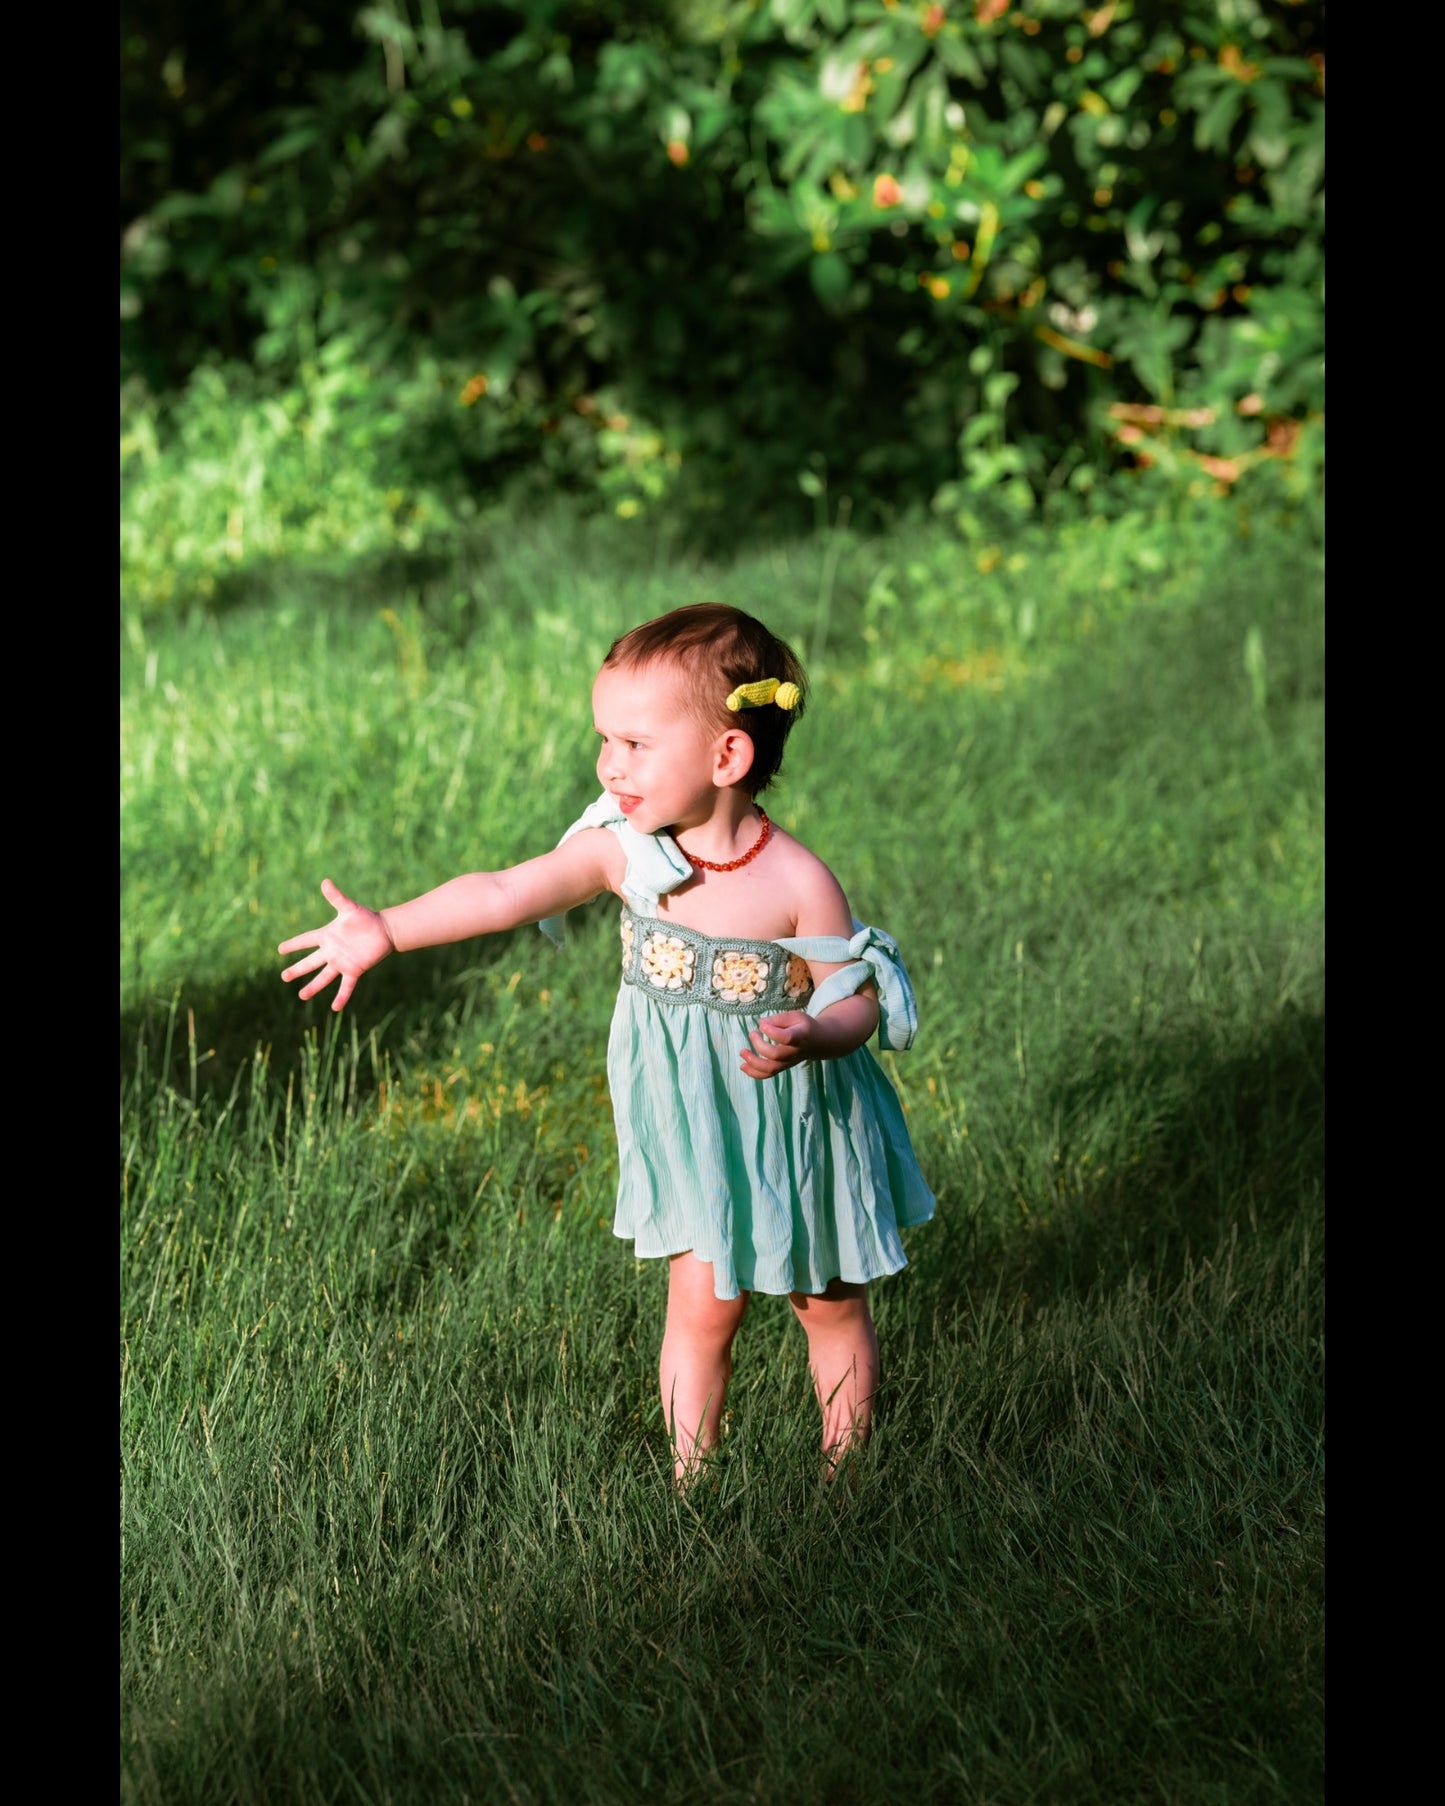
[725,678,802,712]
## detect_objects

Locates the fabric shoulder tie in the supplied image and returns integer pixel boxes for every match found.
[537,792,692,947]
[777,921,920,1052]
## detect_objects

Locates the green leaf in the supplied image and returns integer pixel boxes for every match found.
[1264,116,1324,223]
[749,189,799,237]
[1194,86,1245,154]
[983,371,1019,412]
[770,0,820,46]
[1243,626,1267,712]
[998,38,1044,98]
[840,114,872,164]
[257,126,324,170]
[694,104,737,149]
[1112,308,1194,401]
[999,144,1048,192]
[150,191,216,223]
[1260,58,1320,83]
[933,35,986,87]
[1103,67,1144,112]
[809,250,851,305]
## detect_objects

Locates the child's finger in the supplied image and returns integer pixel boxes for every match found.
[758,1014,799,1039]
[277,927,321,955]
[741,1036,797,1079]
[281,950,327,982]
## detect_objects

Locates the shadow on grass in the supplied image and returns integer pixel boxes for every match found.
[138,490,885,662]
[120,932,550,1101]
[124,951,1324,1328]
[912,1002,1324,1316]
[200,543,463,626]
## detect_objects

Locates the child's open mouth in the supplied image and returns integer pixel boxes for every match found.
[616,794,641,814]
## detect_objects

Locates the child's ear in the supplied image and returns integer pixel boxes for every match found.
[714,727,755,788]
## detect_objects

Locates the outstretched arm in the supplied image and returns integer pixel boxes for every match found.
[278,878,396,1011]
[278,830,620,1011]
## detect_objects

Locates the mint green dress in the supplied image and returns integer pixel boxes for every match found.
[542,796,936,1301]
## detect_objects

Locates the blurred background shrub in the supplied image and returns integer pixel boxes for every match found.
[120,0,1323,609]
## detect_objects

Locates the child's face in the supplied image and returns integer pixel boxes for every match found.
[593,661,730,835]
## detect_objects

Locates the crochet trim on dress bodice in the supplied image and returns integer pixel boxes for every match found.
[619,908,815,1016]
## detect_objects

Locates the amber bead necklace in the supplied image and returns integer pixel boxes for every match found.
[681,809,771,873]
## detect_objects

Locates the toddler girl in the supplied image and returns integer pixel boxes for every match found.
[279,604,934,1482]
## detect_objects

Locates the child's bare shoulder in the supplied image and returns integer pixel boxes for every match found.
[563,824,629,897]
[769,824,854,935]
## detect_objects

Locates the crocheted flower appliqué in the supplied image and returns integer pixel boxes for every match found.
[711,950,770,1003]
[640,932,695,991]
[783,954,812,1002]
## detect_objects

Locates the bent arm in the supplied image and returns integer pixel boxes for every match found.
[795,859,873,1048]
[741,855,880,1078]
[793,983,879,1059]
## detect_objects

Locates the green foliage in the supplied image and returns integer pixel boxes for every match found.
[120,363,467,614]
[121,1,1323,569]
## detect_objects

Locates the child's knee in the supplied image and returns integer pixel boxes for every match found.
[666,1253,749,1339]
[789,1276,872,1328]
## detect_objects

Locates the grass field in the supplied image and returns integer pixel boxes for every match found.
[121,492,1324,1805]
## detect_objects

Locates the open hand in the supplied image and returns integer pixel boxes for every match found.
[278,879,395,1012]
[740,1010,816,1081]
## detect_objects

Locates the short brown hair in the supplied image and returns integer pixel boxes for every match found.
[602,604,808,796]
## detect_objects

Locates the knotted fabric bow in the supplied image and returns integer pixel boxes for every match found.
[538,792,692,947]
[778,922,920,1052]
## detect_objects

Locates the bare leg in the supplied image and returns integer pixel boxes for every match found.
[789,1278,879,1475]
[659,1253,750,1484]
